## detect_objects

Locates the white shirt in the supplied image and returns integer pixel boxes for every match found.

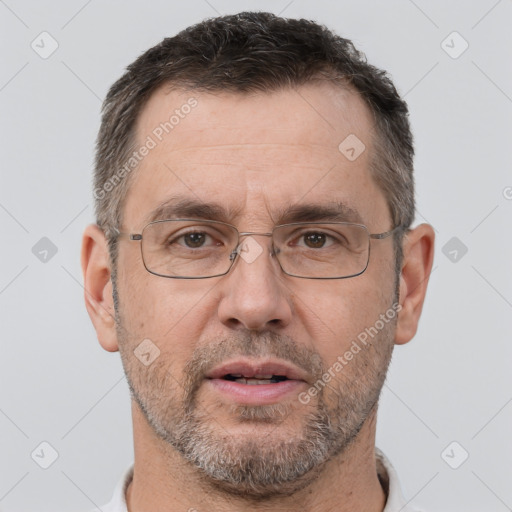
[91,448,422,512]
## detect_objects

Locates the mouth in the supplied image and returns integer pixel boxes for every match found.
[222,374,289,385]
[206,359,308,383]
[204,359,309,405]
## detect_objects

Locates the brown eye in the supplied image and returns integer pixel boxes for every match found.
[182,232,207,248]
[303,232,327,248]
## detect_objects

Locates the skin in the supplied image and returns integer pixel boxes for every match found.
[82,81,435,512]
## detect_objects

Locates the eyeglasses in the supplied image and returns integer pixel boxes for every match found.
[116,219,402,280]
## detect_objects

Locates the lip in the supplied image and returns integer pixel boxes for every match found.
[205,358,309,406]
[206,358,309,382]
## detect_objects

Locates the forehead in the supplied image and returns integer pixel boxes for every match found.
[123,82,388,229]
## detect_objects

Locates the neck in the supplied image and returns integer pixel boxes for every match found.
[125,402,387,512]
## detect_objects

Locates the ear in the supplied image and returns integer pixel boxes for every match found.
[395,223,435,345]
[81,224,119,352]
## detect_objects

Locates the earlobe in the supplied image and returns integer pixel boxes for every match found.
[81,224,119,352]
[394,224,435,345]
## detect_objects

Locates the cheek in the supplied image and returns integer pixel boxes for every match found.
[294,274,394,365]
[116,253,213,366]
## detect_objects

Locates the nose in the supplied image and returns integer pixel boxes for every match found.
[217,235,293,331]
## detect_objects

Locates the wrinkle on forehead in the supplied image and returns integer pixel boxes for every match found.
[135,82,374,155]
[153,142,335,153]
[122,82,389,231]
[143,144,344,174]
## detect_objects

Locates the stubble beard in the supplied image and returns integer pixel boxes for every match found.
[115,295,396,499]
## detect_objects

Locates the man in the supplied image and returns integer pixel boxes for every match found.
[81,11,434,512]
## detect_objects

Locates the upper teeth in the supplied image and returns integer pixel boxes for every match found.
[223,373,289,384]
[236,378,273,385]
[228,373,274,379]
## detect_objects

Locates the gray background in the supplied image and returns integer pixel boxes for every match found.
[1,1,511,511]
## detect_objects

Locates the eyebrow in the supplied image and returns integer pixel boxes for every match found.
[275,201,363,225]
[145,195,364,226]
[146,196,243,224]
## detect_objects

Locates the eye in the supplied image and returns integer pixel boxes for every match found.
[294,231,336,249]
[170,230,220,249]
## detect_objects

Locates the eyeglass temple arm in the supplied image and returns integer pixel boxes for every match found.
[369,225,404,239]
[111,226,142,241]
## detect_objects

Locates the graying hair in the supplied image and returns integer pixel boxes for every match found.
[94,11,415,271]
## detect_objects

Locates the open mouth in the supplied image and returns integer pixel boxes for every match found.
[222,374,289,385]
[205,356,308,405]
[205,360,307,404]
[206,359,307,383]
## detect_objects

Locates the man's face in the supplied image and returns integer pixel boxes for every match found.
[114,82,398,497]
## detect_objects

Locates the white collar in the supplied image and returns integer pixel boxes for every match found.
[375,447,422,512]
[96,448,421,512]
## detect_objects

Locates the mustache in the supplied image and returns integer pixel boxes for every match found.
[180,331,325,403]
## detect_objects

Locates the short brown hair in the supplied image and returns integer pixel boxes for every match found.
[94,11,415,267]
